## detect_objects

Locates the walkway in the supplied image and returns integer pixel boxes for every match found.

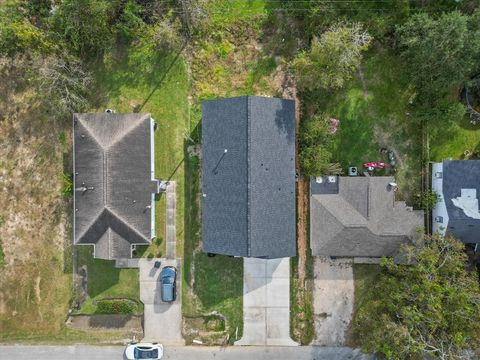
[139,258,184,345]
[312,257,354,346]
[235,258,297,346]
[166,181,176,259]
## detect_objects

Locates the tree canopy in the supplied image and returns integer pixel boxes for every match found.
[396,11,480,108]
[353,234,480,360]
[292,22,372,91]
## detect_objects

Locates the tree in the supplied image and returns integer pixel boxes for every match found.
[32,56,92,116]
[51,0,113,58]
[353,234,480,359]
[292,22,372,91]
[396,11,480,107]
[299,114,342,176]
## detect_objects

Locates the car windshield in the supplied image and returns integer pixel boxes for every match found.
[134,347,158,359]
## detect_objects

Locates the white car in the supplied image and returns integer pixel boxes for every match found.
[125,343,163,359]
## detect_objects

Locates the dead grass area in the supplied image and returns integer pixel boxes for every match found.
[0,71,72,337]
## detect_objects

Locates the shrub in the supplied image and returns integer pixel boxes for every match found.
[95,299,137,314]
[0,240,5,268]
[61,173,73,198]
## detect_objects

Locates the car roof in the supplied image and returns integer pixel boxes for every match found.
[160,266,176,277]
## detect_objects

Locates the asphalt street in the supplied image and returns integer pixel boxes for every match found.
[0,345,373,360]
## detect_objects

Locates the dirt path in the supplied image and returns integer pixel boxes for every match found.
[277,70,307,286]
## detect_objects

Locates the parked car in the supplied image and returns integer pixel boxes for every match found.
[160,266,177,302]
[125,343,163,359]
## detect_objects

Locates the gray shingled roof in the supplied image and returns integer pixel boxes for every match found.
[442,160,480,244]
[73,113,156,260]
[202,96,296,259]
[310,176,424,257]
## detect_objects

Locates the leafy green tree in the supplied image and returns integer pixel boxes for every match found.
[396,11,480,107]
[0,4,53,56]
[353,234,480,359]
[51,0,113,58]
[292,22,372,91]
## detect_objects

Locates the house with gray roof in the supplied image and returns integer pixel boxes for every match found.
[432,160,480,250]
[73,113,159,260]
[201,96,296,259]
[310,176,424,259]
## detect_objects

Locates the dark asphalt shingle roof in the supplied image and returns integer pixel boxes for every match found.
[202,96,296,259]
[73,113,155,260]
[443,160,480,244]
[310,176,424,257]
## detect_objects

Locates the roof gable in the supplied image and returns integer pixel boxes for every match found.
[73,113,154,260]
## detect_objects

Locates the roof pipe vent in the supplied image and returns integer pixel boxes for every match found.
[105,109,115,114]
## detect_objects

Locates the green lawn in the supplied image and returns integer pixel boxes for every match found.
[429,116,480,161]
[316,48,422,201]
[75,246,141,315]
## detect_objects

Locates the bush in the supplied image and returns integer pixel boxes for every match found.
[299,114,342,176]
[60,173,73,198]
[95,299,137,314]
[0,240,5,268]
[414,190,439,210]
[51,0,113,58]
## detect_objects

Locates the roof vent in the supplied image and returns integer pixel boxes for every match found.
[328,176,336,183]
[105,109,115,114]
[388,182,398,192]
[315,177,323,184]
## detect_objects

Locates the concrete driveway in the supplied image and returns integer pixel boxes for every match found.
[235,257,297,346]
[139,258,184,345]
[312,257,354,346]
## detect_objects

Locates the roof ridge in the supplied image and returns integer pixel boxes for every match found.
[76,208,108,244]
[321,194,368,227]
[76,115,105,150]
[105,207,150,243]
[107,113,151,150]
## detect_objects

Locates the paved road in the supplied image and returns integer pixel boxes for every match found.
[0,345,373,360]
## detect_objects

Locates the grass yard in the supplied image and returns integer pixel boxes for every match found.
[429,116,480,161]
[75,246,141,315]
[313,48,422,202]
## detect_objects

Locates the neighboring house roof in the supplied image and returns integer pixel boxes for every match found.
[310,176,424,257]
[432,160,480,244]
[201,96,296,259]
[73,113,157,260]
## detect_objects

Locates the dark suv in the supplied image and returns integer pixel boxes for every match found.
[160,266,177,302]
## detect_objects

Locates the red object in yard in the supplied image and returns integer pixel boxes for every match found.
[363,161,388,169]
